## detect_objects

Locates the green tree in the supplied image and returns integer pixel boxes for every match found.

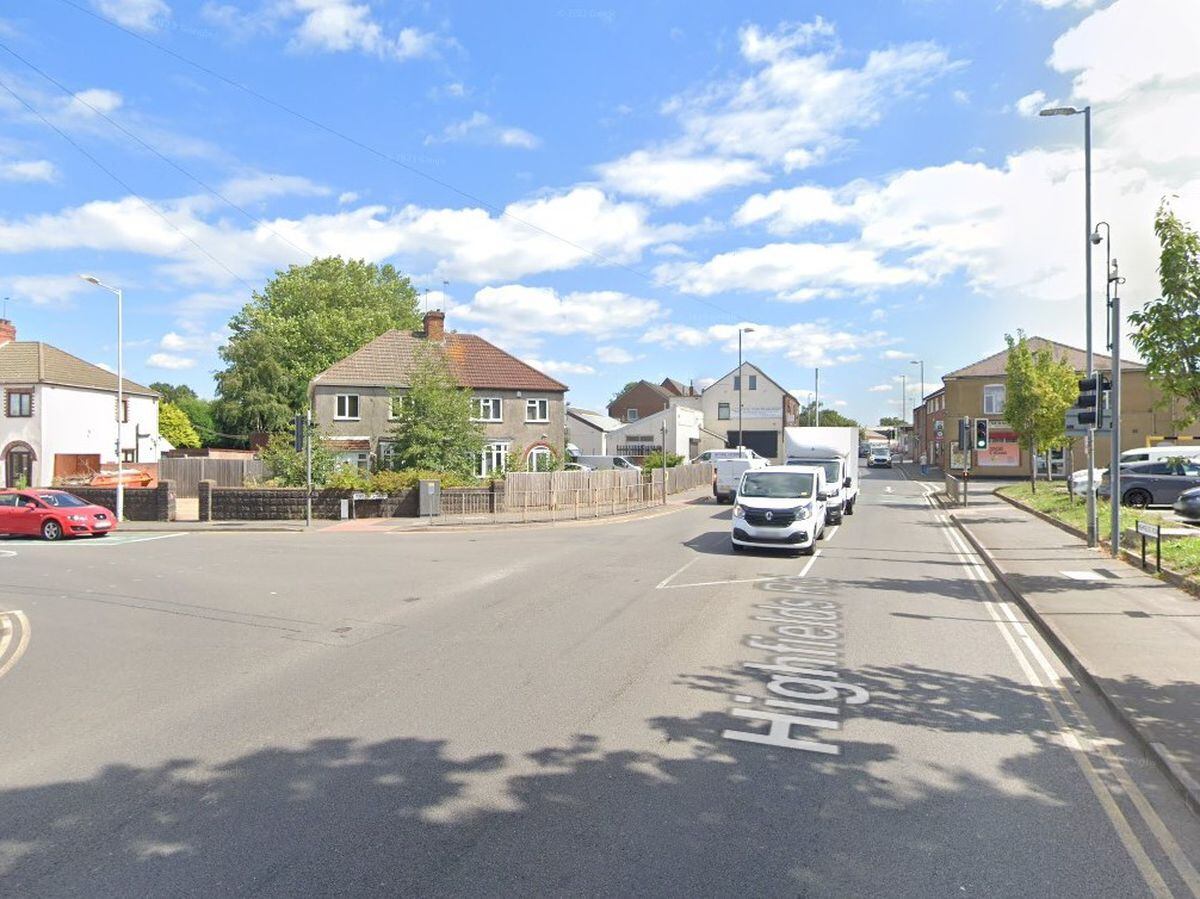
[1129,201,1200,427]
[388,348,485,477]
[795,402,859,428]
[215,257,421,433]
[1003,332,1078,492]
[150,382,198,404]
[643,450,684,469]
[260,432,338,487]
[878,416,905,428]
[176,395,218,445]
[610,381,639,403]
[159,402,201,448]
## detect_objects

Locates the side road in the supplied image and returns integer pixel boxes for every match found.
[949,489,1200,810]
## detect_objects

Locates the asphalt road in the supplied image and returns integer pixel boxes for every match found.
[3,465,1200,897]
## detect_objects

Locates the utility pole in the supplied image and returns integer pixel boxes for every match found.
[736,326,754,448]
[305,408,313,528]
[1109,259,1123,557]
[814,367,820,427]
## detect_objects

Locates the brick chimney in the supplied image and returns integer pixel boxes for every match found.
[0,319,15,346]
[423,310,445,341]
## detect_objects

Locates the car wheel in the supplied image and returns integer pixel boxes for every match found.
[1123,488,1152,509]
[41,519,63,541]
[845,500,856,516]
[801,545,816,556]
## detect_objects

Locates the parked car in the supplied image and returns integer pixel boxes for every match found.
[1173,486,1200,521]
[0,489,116,540]
[572,455,641,472]
[868,448,893,468]
[731,465,828,556]
[1098,459,1200,508]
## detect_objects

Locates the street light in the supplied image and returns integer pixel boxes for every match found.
[79,275,124,522]
[911,359,925,462]
[737,326,754,450]
[1039,102,1098,547]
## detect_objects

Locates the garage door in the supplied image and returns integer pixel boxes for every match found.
[727,430,778,459]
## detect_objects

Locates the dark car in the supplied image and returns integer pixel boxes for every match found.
[1098,459,1200,509]
[1175,486,1200,520]
[0,489,117,541]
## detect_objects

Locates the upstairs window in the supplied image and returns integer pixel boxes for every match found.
[733,376,741,391]
[525,398,549,422]
[717,402,731,420]
[389,394,409,419]
[626,408,639,421]
[471,397,503,422]
[6,390,31,418]
[335,394,360,420]
[748,375,757,390]
[983,384,1006,415]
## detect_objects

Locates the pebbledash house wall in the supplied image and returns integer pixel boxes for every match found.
[311,385,567,463]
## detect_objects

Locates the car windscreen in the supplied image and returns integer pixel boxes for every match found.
[37,492,89,507]
[739,472,814,499]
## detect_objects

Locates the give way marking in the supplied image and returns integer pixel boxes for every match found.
[0,609,31,680]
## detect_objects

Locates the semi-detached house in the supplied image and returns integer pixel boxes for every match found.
[310,311,567,476]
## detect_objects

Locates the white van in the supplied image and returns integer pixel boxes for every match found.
[731,465,828,555]
[714,457,767,503]
[572,455,642,471]
[1120,446,1200,465]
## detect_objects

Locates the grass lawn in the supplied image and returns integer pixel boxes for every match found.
[997,483,1200,577]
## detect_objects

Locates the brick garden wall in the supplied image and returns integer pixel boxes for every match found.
[200,482,417,520]
[65,480,175,521]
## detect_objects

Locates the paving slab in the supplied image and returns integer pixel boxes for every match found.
[950,490,1200,807]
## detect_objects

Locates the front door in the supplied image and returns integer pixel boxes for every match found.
[5,449,32,488]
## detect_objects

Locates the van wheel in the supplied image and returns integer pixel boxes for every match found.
[801,545,815,556]
[845,499,855,516]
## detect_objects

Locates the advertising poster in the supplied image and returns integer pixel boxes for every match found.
[981,423,1021,467]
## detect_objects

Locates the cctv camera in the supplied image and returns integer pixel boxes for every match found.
[1090,231,1103,245]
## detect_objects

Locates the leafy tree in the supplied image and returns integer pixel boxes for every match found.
[643,450,684,469]
[260,432,338,487]
[1129,201,1200,427]
[215,257,421,433]
[795,402,859,428]
[1003,332,1078,492]
[150,382,198,404]
[158,402,201,449]
[610,380,640,404]
[878,416,905,428]
[387,348,485,477]
[175,395,218,445]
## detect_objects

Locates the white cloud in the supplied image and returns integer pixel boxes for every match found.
[1015,90,1048,117]
[160,330,225,352]
[597,148,766,206]
[93,0,170,31]
[833,400,848,407]
[337,191,359,205]
[0,160,57,182]
[218,173,330,205]
[455,285,664,341]
[426,112,541,149]
[595,345,637,364]
[868,384,893,392]
[0,274,91,306]
[287,0,439,60]
[1027,0,1096,7]
[734,184,860,233]
[881,349,914,360]
[147,352,195,370]
[952,89,970,105]
[523,358,595,376]
[641,320,890,368]
[654,241,927,299]
[597,18,956,204]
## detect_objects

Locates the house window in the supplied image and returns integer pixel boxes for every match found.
[733,376,740,391]
[983,384,1006,415]
[388,394,408,419]
[120,399,129,423]
[525,398,549,422]
[338,452,369,471]
[748,375,757,390]
[471,397,503,422]
[6,390,31,418]
[335,394,360,420]
[717,402,731,420]
[527,446,553,471]
[626,408,639,422]
[477,441,510,477]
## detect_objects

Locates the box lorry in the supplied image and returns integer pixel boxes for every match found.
[783,427,860,522]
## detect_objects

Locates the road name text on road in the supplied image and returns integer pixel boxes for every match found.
[722,577,870,755]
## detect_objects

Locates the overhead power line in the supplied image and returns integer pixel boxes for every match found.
[51,0,736,321]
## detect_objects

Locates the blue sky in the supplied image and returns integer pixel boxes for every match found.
[0,0,1197,425]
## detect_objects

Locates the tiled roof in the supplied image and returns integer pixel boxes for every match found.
[944,337,1144,379]
[311,330,568,392]
[0,341,157,397]
[325,437,371,452]
[661,377,688,396]
[568,408,621,431]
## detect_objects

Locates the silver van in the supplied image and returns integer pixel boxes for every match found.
[573,455,642,472]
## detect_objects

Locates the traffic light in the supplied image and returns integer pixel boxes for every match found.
[958,416,972,449]
[293,414,306,453]
[1075,374,1111,427]
[975,419,990,450]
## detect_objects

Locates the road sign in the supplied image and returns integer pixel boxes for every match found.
[1065,407,1112,437]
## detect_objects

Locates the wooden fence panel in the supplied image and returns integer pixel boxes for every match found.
[160,457,267,496]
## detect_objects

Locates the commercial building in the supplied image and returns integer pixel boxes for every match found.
[700,362,800,460]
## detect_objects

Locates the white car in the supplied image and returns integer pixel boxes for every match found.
[731,465,828,555]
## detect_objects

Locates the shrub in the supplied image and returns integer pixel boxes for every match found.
[643,451,684,469]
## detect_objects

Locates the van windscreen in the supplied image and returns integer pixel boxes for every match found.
[740,472,814,499]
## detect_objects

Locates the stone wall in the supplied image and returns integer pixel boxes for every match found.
[65,480,175,521]
[201,482,418,521]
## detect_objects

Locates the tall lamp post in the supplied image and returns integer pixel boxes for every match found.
[1093,221,1123,557]
[911,359,925,460]
[1039,103,1097,547]
[79,275,124,522]
[737,326,754,449]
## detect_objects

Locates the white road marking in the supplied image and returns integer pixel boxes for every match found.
[933,497,1199,898]
[824,525,839,542]
[656,557,699,589]
[18,532,188,547]
[0,610,30,680]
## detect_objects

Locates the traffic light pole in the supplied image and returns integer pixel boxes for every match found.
[1109,273,1122,557]
[305,409,313,528]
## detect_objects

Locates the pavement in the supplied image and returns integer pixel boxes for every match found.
[4,465,1200,896]
[948,488,1200,812]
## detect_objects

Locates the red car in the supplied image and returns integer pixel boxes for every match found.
[0,489,117,541]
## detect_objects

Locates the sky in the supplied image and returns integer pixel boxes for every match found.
[0,0,1197,425]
